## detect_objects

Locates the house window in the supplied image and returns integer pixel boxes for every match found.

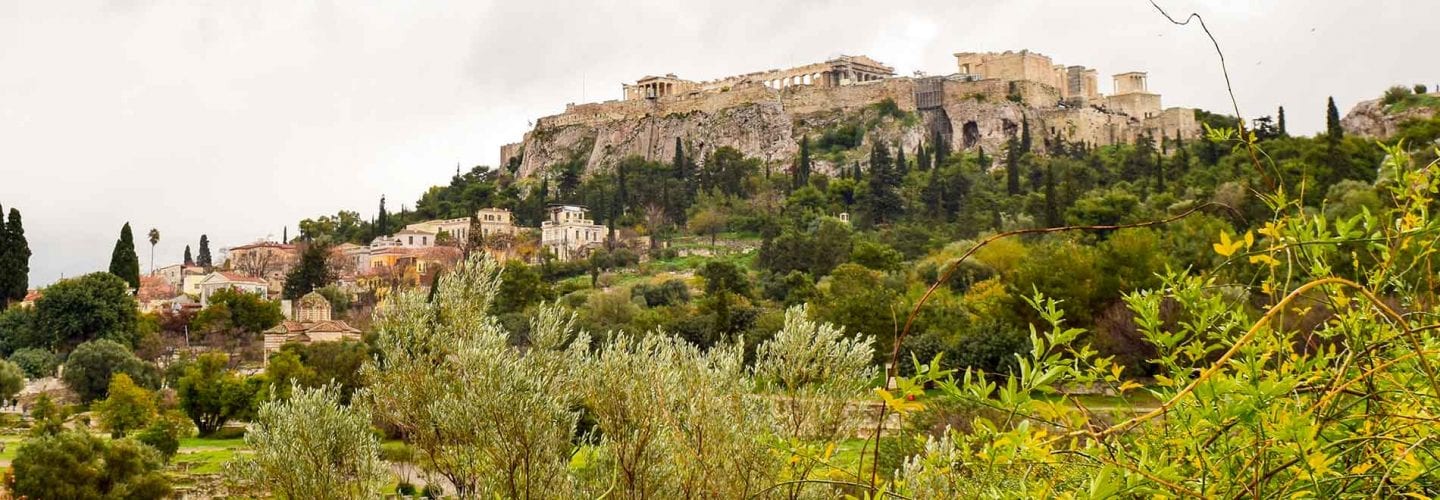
[408,236,414,245]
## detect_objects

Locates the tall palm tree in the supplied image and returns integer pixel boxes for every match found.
[147,228,160,275]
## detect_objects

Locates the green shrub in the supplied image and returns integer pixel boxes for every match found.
[9,348,57,378]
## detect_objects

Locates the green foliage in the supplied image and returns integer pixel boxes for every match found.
[107,222,141,289]
[193,287,283,334]
[94,373,157,437]
[197,234,212,268]
[0,359,23,403]
[282,241,335,299]
[757,217,853,277]
[850,239,904,272]
[10,431,171,499]
[0,207,31,306]
[33,272,139,351]
[9,347,57,378]
[265,341,368,404]
[1382,84,1413,105]
[62,339,159,403]
[226,384,386,499]
[177,352,257,435]
[134,412,188,460]
[365,256,583,497]
[814,263,900,361]
[0,305,38,355]
[631,279,691,307]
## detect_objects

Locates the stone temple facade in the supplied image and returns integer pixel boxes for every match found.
[622,55,894,101]
[501,49,1198,179]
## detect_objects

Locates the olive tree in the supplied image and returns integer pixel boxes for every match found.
[226,384,386,499]
[364,255,584,498]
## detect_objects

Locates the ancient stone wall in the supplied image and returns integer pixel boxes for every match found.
[508,74,1200,179]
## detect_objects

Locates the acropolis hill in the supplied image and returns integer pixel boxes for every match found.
[500,50,1199,177]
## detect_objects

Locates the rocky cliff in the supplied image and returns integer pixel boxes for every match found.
[502,77,1200,178]
[1341,97,1440,139]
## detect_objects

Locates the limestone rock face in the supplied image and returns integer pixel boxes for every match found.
[1342,98,1439,139]
[505,78,1201,179]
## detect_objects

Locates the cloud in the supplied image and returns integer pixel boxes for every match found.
[1,0,1435,285]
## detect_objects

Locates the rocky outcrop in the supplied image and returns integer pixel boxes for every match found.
[1342,98,1439,139]
[504,77,1200,179]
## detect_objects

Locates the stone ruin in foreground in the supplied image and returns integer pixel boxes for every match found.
[501,49,1199,178]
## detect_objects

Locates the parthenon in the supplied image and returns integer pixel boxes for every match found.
[623,55,895,101]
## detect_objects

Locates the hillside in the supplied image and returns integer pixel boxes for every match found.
[1341,85,1440,138]
[500,55,1200,179]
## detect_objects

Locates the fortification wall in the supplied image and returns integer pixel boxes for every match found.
[508,74,1199,179]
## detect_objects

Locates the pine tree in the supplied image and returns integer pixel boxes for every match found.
[1,207,28,305]
[184,245,194,267]
[197,235,213,269]
[916,143,931,172]
[1277,106,1288,137]
[108,223,141,289]
[282,242,334,300]
[1326,97,1343,141]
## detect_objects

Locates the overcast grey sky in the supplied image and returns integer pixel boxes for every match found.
[2,1,1435,286]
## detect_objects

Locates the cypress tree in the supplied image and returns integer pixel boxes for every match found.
[377,196,390,237]
[1326,97,1343,141]
[921,170,946,220]
[1005,139,1022,195]
[282,226,288,244]
[673,137,686,180]
[1044,161,1059,227]
[0,203,9,305]
[852,161,862,181]
[1020,118,1033,154]
[977,146,990,170]
[794,136,812,189]
[1277,106,1288,137]
[108,222,141,289]
[184,245,194,266]
[894,141,908,178]
[1,207,28,304]
[197,235,213,269]
[932,130,949,167]
[863,141,904,224]
[916,143,930,172]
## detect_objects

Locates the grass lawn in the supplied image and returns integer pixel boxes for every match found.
[170,436,248,475]
[0,433,27,465]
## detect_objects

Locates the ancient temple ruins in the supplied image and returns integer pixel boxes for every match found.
[622,55,895,101]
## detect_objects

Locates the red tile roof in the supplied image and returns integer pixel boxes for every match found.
[213,272,267,284]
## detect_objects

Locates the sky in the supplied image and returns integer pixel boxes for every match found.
[2,0,1436,286]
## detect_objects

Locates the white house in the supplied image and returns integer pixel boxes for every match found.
[197,271,270,306]
[541,205,606,261]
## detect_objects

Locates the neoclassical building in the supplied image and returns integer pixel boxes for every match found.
[541,204,606,261]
